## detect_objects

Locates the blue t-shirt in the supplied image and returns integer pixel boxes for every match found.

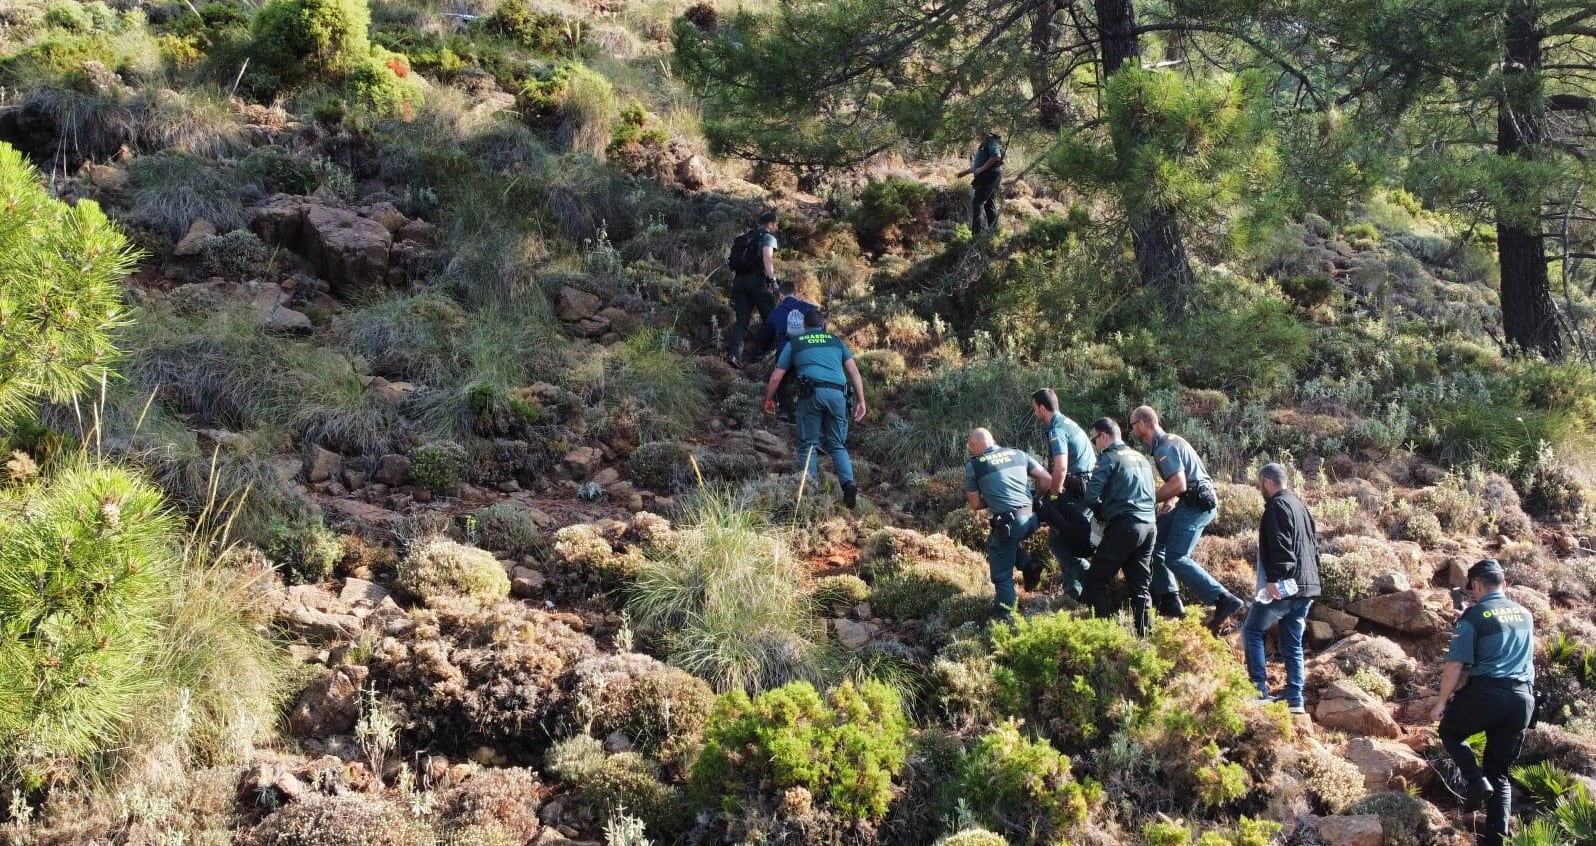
[1447,591,1535,682]
[1151,430,1211,486]
[776,330,853,386]
[965,446,1043,513]
[1046,413,1095,476]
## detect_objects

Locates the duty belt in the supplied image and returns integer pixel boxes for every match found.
[809,381,848,392]
[1002,506,1034,518]
[1471,676,1533,689]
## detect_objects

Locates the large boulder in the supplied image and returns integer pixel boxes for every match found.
[250,195,394,296]
[170,279,311,333]
[1315,814,1384,846]
[1346,589,1448,635]
[287,664,369,737]
[1314,680,1401,738]
[1340,737,1433,791]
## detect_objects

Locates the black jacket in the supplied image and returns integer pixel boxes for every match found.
[1259,488,1321,598]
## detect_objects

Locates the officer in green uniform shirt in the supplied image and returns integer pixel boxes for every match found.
[956,130,1004,235]
[1432,558,1535,846]
[1081,417,1158,636]
[765,311,868,509]
[1032,389,1094,601]
[965,428,1053,618]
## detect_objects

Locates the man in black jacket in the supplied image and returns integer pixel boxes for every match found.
[1242,462,1321,714]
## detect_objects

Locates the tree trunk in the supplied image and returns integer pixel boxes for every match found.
[1029,0,1070,130]
[1094,0,1197,315]
[1497,0,1561,359]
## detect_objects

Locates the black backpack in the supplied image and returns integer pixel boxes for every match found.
[728,228,765,274]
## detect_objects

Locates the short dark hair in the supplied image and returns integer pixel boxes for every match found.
[1091,417,1120,441]
[758,210,778,226]
[1258,463,1289,488]
[804,309,826,329]
[778,280,796,295]
[1031,388,1059,413]
[1468,558,1505,588]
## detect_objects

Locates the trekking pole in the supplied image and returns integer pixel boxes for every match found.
[795,446,817,509]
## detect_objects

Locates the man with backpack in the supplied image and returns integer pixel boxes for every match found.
[763,311,867,509]
[726,211,780,368]
[755,280,820,421]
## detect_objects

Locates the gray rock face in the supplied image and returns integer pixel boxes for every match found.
[250,196,395,296]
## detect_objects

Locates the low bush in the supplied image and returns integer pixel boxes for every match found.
[1288,744,1367,813]
[249,0,373,91]
[251,793,436,846]
[812,574,870,615]
[562,653,716,771]
[195,229,276,280]
[960,719,1091,842]
[629,440,694,493]
[265,515,344,584]
[1344,791,1434,846]
[397,535,510,605]
[1382,501,1442,548]
[691,679,909,823]
[852,178,935,254]
[1208,482,1265,537]
[128,152,246,241]
[469,502,542,557]
[935,829,1011,846]
[409,440,467,495]
[435,767,546,845]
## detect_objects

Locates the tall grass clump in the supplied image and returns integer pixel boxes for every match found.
[626,492,825,693]
[127,151,247,240]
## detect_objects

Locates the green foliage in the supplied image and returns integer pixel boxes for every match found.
[488,1,579,53]
[812,574,870,615]
[195,230,277,280]
[469,503,542,557]
[249,0,373,90]
[1383,501,1442,548]
[628,440,694,493]
[852,178,935,253]
[991,613,1171,750]
[128,152,246,241]
[409,441,466,495]
[0,462,179,779]
[0,143,137,423]
[265,515,344,584]
[1345,792,1434,846]
[1293,744,1367,813]
[251,792,436,846]
[935,829,1010,846]
[1546,634,1596,690]
[44,2,94,34]
[398,535,510,605]
[690,679,909,823]
[961,719,1091,841]
[627,493,824,692]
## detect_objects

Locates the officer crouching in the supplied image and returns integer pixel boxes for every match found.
[963,428,1053,619]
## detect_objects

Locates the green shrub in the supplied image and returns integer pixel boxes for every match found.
[1208,482,1264,537]
[629,440,693,492]
[409,440,466,495]
[961,719,1091,841]
[1344,791,1433,846]
[346,49,424,120]
[469,503,542,557]
[488,1,578,52]
[237,147,320,194]
[195,230,276,280]
[564,653,716,770]
[872,561,987,620]
[128,152,246,241]
[1383,501,1442,548]
[852,178,934,253]
[0,462,180,780]
[250,0,373,90]
[0,143,137,421]
[691,679,909,823]
[398,535,510,605]
[991,613,1172,750]
[44,1,93,33]
[266,515,344,584]
[585,752,692,837]
[812,574,870,615]
[1291,744,1366,813]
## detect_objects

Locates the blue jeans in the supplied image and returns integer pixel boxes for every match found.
[988,512,1040,615]
[1243,596,1312,706]
[795,387,853,485]
[1150,503,1224,604]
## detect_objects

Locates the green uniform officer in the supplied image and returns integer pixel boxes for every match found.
[957,131,1004,235]
[964,428,1053,617]
[765,311,868,509]
[1081,417,1157,636]
[1031,388,1094,601]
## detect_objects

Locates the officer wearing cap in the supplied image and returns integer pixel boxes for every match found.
[965,427,1054,619]
[1431,558,1535,846]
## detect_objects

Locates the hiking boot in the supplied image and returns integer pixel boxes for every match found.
[841,482,858,510]
[727,356,743,369]
[1464,777,1494,811]
[1206,593,1245,634]
[1154,592,1186,619]
[1020,563,1043,592]
[1288,703,1308,715]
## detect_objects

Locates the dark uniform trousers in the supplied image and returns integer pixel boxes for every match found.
[1082,516,1155,635]
[1439,677,1534,846]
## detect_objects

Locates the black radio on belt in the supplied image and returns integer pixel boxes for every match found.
[989,511,1017,530]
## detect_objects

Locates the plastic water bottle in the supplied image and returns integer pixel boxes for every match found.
[1254,578,1298,605]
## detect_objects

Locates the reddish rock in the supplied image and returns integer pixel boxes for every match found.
[563,446,603,480]
[374,453,411,486]
[287,664,368,737]
[557,286,603,322]
[1315,679,1401,738]
[1341,736,1433,790]
[304,446,341,483]
[1316,814,1384,846]
[1346,589,1447,635]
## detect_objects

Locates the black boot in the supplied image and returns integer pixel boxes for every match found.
[1154,592,1186,619]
